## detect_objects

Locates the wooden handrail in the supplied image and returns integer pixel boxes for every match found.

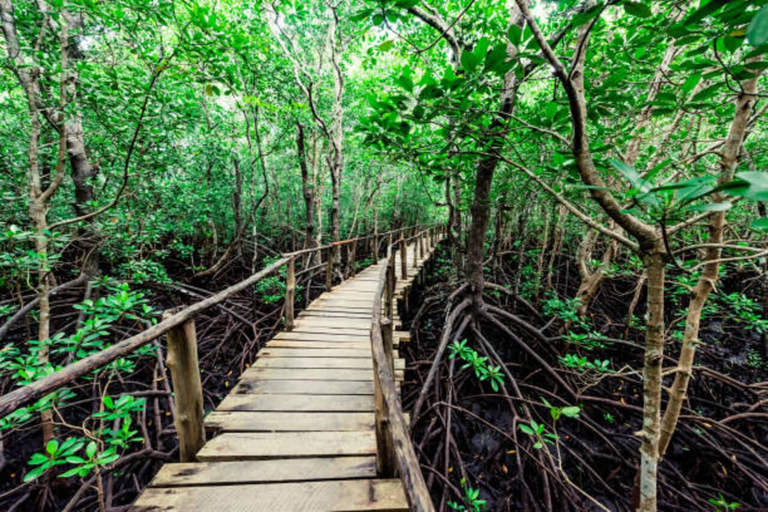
[283,225,418,258]
[0,257,289,419]
[370,228,436,512]
[0,224,432,420]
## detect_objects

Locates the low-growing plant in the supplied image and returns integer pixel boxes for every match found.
[558,353,612,373]
[449,339,504,391]
[708,492,741,511]
[447,478,486,512]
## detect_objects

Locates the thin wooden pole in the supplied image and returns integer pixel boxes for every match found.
[419,232,425,259]
[326,247,333,291]
[164,312,205,463]
[413,235,419,269]
[349,242,356,277]
[374,263,397,476]
[400,238,407,280]
[285,256,296,331]
[372,233,379,264]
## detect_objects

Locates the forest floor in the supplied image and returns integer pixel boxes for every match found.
[402,246,768,512]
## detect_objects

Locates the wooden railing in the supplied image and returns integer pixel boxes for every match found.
[0,224,424,437]
[370,226,443,512]
[0,223,444,509]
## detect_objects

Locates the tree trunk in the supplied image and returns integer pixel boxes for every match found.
[637,249,666,512]
[657,64,759,457]
[296,123,316,252]
[465,5,523,309]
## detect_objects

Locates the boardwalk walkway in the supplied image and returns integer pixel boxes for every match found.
[131,240,433,511]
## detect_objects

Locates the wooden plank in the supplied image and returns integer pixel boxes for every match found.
[232,379,374,395]
[273,332,369,342]
[252,357,374,370]
[218,394,374,412]
[259,347,372,358]
[195,431,377,461]
[300,310,371,318]
[205,411,374,432]
[240,367,373,381]
[252,357,405,371]
[295,318,371,329]
[266,340,369,350]
[290,327,371,336]
[148,457,377,487]
[132,479,407,511]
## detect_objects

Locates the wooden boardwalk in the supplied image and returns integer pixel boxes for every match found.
[132,241,431,511]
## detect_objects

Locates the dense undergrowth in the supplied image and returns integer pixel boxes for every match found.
[403,243,768,511]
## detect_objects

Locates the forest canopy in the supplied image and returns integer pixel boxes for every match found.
[1,0,768,511]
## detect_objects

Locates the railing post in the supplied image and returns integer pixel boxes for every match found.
[326,247,333,291]
[372,354,396,477]
[420,232,425,259]
[285,256,296,331]
[385,262,394,320]
[349,242,356,277]
[400,237,407,280]
[372,234,379,264]
[413,233,420,268]
[164,312,205,463]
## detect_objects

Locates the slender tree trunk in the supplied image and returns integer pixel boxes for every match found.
[232,156,243,253]
[296,123,316,251]
[657,65,759,457]
[637,249,666,512]
[465,6,523,309]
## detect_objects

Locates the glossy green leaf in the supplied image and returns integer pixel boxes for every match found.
[748,5,768,46]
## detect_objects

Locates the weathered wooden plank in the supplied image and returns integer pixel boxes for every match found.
[259,347,372,358]
[252,357,374,370]
[295,318,372,329]
[273,332,369,342]
[205,411,374,432]
[251,356,405,371]
[132,479,407,511]
[240,367,373,381]
[300,310,371,319]
[266,340,369,350]
[290,327,371,336]
[148,457,377,487]
[195,431,377,461]
[232,379,374,395]
[217,394,374,412]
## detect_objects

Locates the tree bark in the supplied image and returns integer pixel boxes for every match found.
[296,122,316,251]
[657,64,760,457]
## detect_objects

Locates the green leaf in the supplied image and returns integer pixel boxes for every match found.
[690,83,721,103]
[684,0,729,25]
[624,2,652,18]
[46,439,59,456]
[378,40,395,52]
[723,172,768,202]
[748,5,768,47]
[561,406,581,418]
[751,217,768,230]
[519,424,534,435]
[28,453,49,465]
[86,441,98,459]
[485,44,508,74]
[723,34,744,53]
[460,51,479,73]
[23,465,48,482]
[507,24,522,46]
[681,72,702,95]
